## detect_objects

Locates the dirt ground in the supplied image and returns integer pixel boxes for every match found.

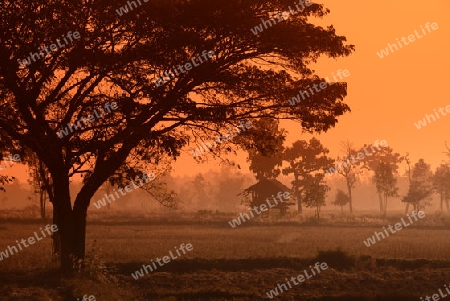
[1,261,449,300]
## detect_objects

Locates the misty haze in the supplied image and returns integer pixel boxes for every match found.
[0,0,449,300]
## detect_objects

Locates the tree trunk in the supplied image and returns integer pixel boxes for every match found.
[51,202,61,267]
[47,137,137,273]
[47,180,60,261]
[405,202,409,214]
[440,193,444,211]
[38,160,51,220]
[383,195,388,218]
[347,184,353,213]
[52,208,60,252]
[72,203,88,270]
[294,174,302,213]
[52,175,75,274]
[378,192,384,213]
[105,183,111,210]
[40,190,46,220]
[279,203,286,218]
[71,180,105,268]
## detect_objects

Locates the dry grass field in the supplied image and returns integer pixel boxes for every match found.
[1,212,450,300]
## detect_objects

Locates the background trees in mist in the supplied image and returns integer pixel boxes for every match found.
[402,158,434,212]
[282,138,333,213]
[432,164,450,211]
[332,189,349,213]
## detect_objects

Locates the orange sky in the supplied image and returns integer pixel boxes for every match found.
[2,1,449,182]
[174,0,450,177]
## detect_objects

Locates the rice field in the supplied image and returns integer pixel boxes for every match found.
[1,215,450,300]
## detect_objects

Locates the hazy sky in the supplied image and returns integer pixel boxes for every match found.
[173,0,450,177]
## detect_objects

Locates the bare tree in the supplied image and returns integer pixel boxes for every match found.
[404,153,412,213]
[334,141,360,213]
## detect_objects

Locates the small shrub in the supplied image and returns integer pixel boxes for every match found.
[313,247,355,270]
[356,254,376,270]
[83,240,119,286]
[303,216,319,225]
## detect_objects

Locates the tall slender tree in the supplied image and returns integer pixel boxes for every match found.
[333,140,360,213]
[404,152,412,213]
[372,162,399,217]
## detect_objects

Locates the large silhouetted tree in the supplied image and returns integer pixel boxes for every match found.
[0,0,353,273]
